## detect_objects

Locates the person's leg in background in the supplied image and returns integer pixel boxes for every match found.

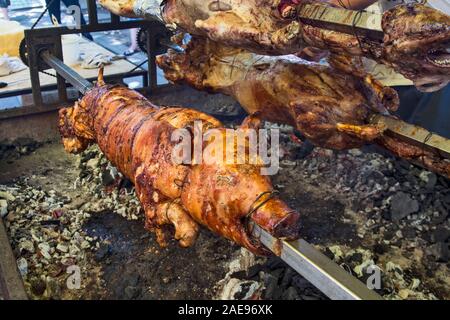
[124,28,139,56]
[61,0,93,40]
[47,0,93,41]
[0,0,11,20]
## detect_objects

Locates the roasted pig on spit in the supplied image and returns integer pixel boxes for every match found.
[58,69,300,255]
[157,36,450,178]
[98,0,450,91]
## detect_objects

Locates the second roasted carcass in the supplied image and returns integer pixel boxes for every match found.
[157,36,450,178]
[300,3,450,92]
[58,69,300,255]
[99,0,450,91]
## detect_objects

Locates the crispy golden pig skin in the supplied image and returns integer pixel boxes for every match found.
[58,70,300,255]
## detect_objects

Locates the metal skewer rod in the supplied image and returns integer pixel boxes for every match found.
[40,51,93,95]
[252,224,383,300]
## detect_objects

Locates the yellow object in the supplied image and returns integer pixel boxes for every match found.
[0,20,25,57]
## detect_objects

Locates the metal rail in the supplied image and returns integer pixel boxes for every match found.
[252,224,382,300]
[1,0,446,302]
[41,51,93,95]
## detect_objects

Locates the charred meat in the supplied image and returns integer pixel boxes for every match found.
[157,37,450,178]
[99,0,306,55]
[99,0,450,91]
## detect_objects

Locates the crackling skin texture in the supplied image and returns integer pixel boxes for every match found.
[157,36,450,178]
[58,70,300,255]
[99,0,450,91]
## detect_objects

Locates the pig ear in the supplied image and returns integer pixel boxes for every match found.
[97,66,105,86]
[240,113,263,130]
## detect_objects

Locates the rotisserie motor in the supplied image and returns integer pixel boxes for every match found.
[58,69,300,255]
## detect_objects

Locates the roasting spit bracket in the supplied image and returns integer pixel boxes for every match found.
[251,223,383,300]
[297,3,384,41]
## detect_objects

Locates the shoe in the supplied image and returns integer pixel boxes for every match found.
[123,48,139,56]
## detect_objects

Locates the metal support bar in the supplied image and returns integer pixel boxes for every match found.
[252,224,382,300]
[110,13,120,24]
[146,27,158,91]
[40,51,93,95]
[0,219,28,300]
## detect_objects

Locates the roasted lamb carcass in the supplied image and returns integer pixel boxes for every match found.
[99,0,450,91]
[58,69,300,255]
[157,37,450,178]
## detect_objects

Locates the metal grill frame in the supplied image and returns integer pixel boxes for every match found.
[0,0,166,120]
